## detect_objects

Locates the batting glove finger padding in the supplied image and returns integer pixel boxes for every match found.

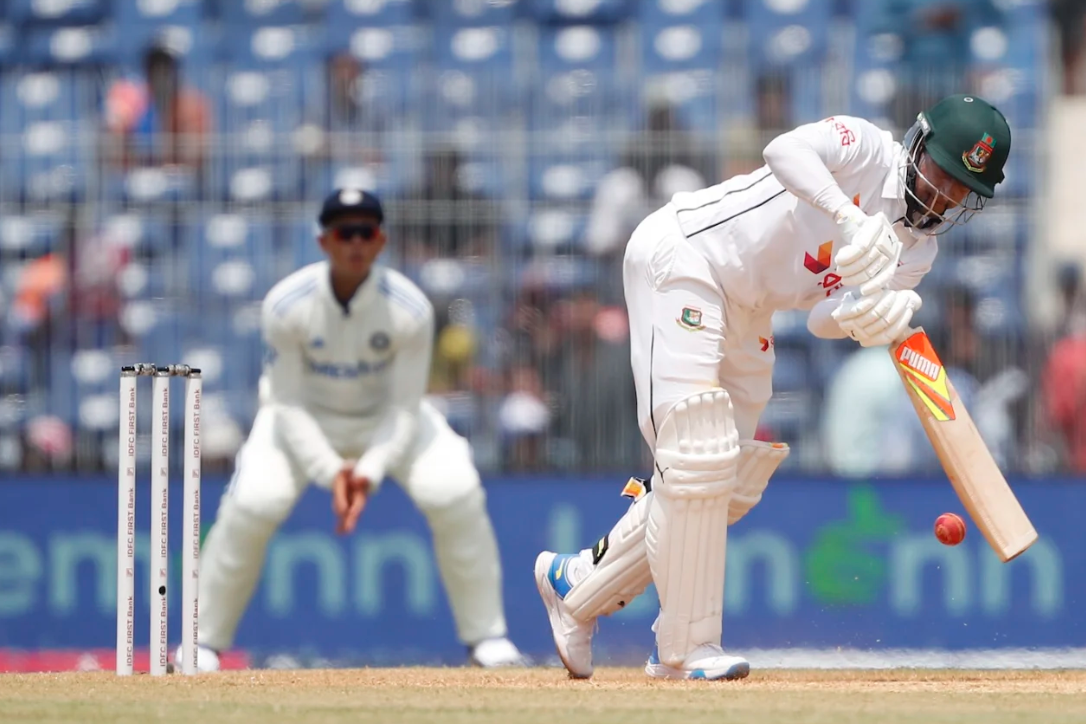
[834,289,922,347]
[834,212,903,296]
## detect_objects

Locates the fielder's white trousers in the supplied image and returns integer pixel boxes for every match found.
[197,400,508,651]
[623,204,776,446]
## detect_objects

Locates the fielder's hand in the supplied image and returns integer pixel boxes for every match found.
[332,460,370,535]
[832,288,922,348]
[834,206,902,296]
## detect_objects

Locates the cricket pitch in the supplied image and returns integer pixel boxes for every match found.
[3,668,1085,724]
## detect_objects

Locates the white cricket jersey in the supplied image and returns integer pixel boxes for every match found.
[668,116,938,335]
[261,261,434,489]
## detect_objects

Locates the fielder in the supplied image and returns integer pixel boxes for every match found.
[178,188,526,671]
[535,95,1011,680]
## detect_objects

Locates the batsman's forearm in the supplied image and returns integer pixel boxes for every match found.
[807,297,849,339]
[763,131,853,217]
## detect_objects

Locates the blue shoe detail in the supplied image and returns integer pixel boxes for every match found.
[547,553,578,599]
[690,670,707,680]
[647,645,660,665]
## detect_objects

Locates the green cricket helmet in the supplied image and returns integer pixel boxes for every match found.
[902,94,1012,233]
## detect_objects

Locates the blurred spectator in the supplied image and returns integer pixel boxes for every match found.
[725,74,794,177]
[872,0,1001,130]
[584,102,707,259]
[821,344,904,477]
[1042,264,1086,472]
[105,40,212,170]
[403,147,501,259]
[294,51,387,167]
[1052,0,1086,95]
[10,214,127,363]
[1056,261,1086,337]
[547,292,641,471]
[21,415,73,472]
[499,364,551,471]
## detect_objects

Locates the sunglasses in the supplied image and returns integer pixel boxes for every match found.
[329,223,379,243]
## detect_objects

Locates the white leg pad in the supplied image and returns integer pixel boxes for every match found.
[728,440,789,525]
[646,389,740,667]
[563,490,654,621]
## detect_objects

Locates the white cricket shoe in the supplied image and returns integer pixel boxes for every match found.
[469,637,529,668]
[645,643,750,681]
[534,551,594,679]
[172,645,221,673]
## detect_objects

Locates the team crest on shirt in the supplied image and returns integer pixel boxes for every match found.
[962,133,995,173]
[677,307,705,331]
[369,331,390,351]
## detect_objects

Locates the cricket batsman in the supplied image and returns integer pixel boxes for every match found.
[534,95,1011,680]
[177,188,526,671]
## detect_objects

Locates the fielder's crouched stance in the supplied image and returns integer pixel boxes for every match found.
[535,94,1011,679]
[177,189,525,671]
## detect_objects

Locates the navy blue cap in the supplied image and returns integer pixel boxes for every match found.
[318,188,384,227]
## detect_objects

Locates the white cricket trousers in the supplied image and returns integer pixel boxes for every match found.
[197,400,508,651]
[623,204,776,446]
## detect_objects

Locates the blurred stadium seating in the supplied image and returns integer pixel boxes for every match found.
[0,0,1051,474]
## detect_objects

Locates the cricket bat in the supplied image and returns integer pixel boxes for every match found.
[890,328,1037,562]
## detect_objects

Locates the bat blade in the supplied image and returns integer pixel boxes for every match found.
[891,329,1037,562]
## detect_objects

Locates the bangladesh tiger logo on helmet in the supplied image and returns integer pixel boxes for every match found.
[962,133,995,173]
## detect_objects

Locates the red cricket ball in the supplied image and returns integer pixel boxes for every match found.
[934,513,967,546]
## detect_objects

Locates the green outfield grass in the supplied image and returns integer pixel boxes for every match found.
[3,668,1085,724]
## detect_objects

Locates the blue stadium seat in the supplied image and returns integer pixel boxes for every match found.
[530,0,629,23]
[430,0,519,26]
[528,144,613,201]
[638,0,723,26]
[187,213,280,301]
[514,208,589,255]
[117,0,206,26]
[638,21,722,131]
[325,0,415,27]
[433,24,515,77]
[9,0,108,26]
[216,65,308,203]
[325,22,420,74]
[0,345,30,396]
[133,309,187,373]
[321,25,422,127]
[741,0,833,122]
[112,1,211,71]
[23,24,115,66]
[741,0,831,70]
[426,26,520,176]
[0,71,86,202]
[0,212,64,258]
[225,24,316,68]
[221,0,306,26]
[534,24,625,130]
[0,23,18,66]
[289,217,324,269]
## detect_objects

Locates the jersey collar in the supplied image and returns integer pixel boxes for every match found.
[318,261,381,316]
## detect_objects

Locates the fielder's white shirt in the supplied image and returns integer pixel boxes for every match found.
[669,115,939,338]
[261,261,434,490]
